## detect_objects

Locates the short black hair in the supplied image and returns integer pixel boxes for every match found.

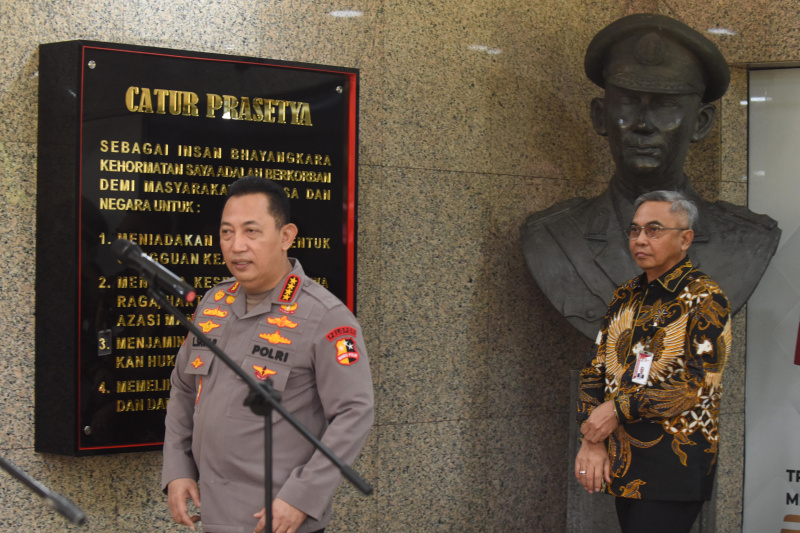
[226,176,290,227]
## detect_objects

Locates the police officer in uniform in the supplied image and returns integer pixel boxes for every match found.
[521,13,779,339]
[162,176,374,533]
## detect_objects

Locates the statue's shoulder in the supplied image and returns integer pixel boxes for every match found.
[710,200,779,231]
[523,197,590,228]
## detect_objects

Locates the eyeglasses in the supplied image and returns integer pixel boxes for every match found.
[626,223,689,239]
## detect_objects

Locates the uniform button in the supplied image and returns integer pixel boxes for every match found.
[587,310,596,318]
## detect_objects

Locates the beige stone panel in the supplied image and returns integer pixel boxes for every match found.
[720,68,748,193]
[374,167,590,426]
[375,167,490,425]
[0,142,37,450]
[0,1,122,142]
[715,412,745,533]
[355,164,382,389]
[764,0,800,63]
[376,415,571,532]
[108,452,198,532]
[259,0,384,70]
[381,0,626,178]
[327,430,378,532]
[0,450,117,532]
[648,0,766,63]
[257,1,385,167]
[122,0,267,57]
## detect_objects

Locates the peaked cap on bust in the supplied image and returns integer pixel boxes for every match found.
[584,13,730,103]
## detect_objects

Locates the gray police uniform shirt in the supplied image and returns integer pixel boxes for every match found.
[162,259,374,533]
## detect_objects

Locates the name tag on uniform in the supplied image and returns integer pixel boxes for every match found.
[632,350,654,385]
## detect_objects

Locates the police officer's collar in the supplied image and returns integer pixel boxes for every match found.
[237,259,307,316]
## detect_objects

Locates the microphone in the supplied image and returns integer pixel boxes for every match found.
[45,491,87,526]
[0,455,87,525]
[111,239,197,303]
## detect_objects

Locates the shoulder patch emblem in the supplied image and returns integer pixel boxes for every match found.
[326,326,357,342]
[279,275,300,303]
[335,337,359,366]
[214,290,226,302]
[228,281,240,294]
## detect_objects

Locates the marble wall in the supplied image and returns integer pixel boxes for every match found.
[0,0,795,531]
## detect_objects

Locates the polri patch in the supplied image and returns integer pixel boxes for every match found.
[326,326,357,342]
[335,337,359,366]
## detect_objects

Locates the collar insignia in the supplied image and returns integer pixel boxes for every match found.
[279,275,300,303]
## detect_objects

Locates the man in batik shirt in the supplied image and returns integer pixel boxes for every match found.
[575,190,731,533]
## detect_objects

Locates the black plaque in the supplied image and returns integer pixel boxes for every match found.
[35,41,358,455]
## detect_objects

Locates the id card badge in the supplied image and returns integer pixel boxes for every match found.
[632,350,654,385]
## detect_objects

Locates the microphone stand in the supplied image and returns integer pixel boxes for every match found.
[147,284,372,532]
[0,455,87,526]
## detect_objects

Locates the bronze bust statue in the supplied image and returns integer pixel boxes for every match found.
[521,14,780,339]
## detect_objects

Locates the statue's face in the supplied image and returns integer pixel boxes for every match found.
[601,84,704,187]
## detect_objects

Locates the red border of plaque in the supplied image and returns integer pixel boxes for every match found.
[35,41,359,455]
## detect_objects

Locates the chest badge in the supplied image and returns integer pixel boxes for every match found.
[203,306,228,318]
[253,365,277,381]
[260,330,292,345]
[198,320,221,334]
[279,302,298,315]
[267,316,298,329]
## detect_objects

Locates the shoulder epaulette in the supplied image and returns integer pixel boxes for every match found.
[302,278,346,311]
[523,197,588,228]
[715,200,778,230]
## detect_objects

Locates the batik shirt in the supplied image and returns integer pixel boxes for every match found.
[577,258,731,501]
